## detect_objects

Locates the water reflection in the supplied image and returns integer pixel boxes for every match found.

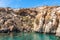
[0,33,59,40]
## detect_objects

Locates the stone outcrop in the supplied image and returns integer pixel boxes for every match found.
[0,6,60,36]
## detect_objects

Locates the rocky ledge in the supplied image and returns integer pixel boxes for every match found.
[0,6,60,36]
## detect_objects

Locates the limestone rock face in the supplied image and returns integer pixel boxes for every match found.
[56,21,60,36]
[0,6,60,36]
[33,6,60,36]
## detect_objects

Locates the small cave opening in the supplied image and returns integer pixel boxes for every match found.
[20,12,29,16]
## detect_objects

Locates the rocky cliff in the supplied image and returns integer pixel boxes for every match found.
[0,6,60,36]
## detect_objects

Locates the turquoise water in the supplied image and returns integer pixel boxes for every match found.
[0,32,59,40]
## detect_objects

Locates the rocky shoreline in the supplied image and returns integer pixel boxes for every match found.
[0,6,60,36]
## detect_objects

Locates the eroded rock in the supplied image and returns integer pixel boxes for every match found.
[0,6,60,36]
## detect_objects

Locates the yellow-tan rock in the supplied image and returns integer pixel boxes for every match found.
[0,6,60,36]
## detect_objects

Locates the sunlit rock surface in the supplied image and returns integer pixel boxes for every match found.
[0,6,60,36]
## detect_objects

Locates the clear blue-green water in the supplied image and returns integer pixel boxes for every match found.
[0,32,59,40]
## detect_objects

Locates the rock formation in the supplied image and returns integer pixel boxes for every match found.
[0,6,60,36]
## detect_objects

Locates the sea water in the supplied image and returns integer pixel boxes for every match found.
[0,32,59,40]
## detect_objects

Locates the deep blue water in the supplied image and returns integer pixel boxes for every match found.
[0,32,59,40]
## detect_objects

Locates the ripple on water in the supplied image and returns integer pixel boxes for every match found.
[0,33,59,40]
